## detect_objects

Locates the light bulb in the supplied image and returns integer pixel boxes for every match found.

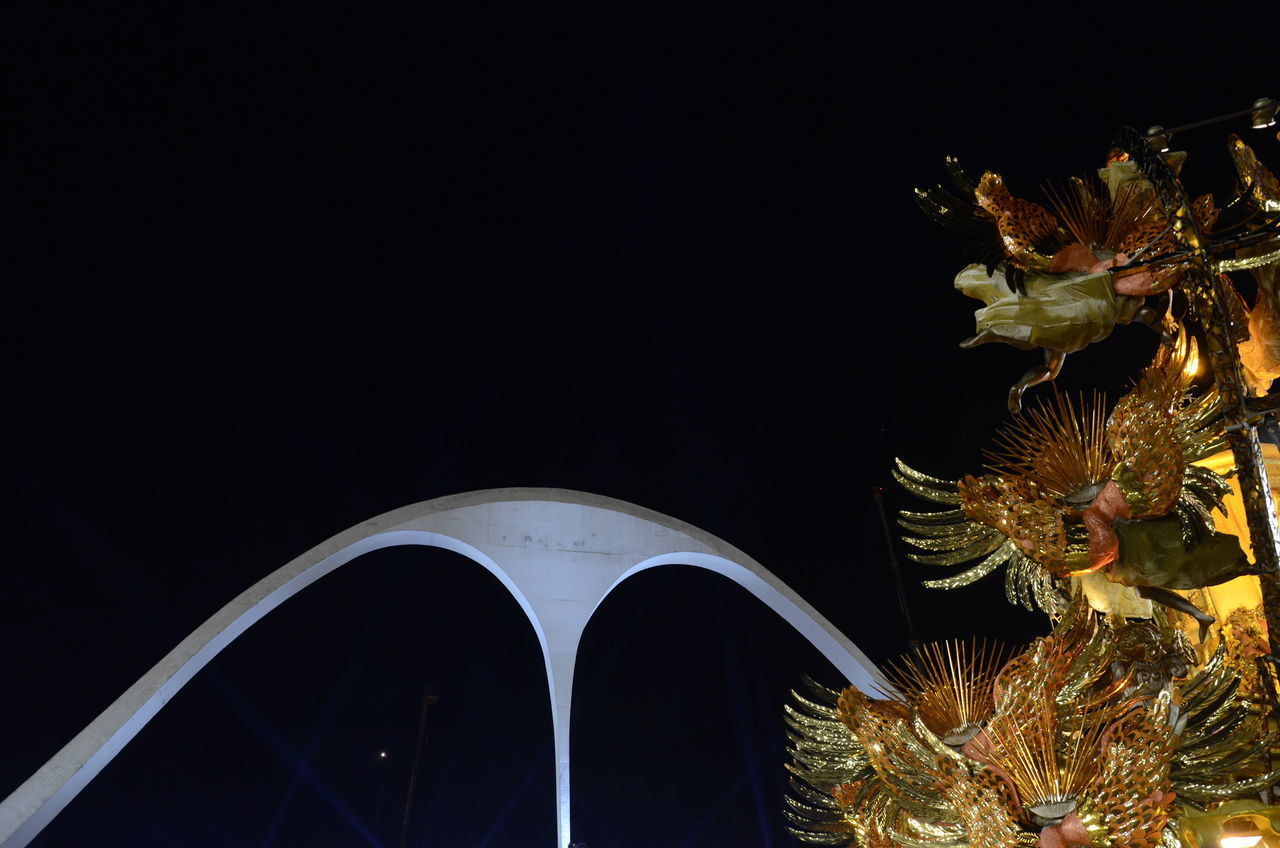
[1252,97,1278,130]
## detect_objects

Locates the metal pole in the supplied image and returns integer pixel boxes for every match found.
[874,486,920,655]
[398,681,440,848]
[1116,124,1280,651]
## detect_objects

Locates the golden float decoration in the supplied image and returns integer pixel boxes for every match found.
[787,108,1280,847]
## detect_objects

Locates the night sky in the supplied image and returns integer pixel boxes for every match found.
[3,7,1277,847]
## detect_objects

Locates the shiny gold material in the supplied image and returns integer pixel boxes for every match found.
[878,640,1010,746]
[1215,245,1280,273]
[784,678,874,844]
[958,472,1082,575]
[932,756,1023,848]
[1117,126,1280,663]
[787,126,1280,848]
[1086,698,1178,847]
[1181,800,1280,848]
[1109,614,1195,699]
[785,598,1279,846]
[919,540,1016,590]
[1108,332,1195,518]
[1230,134,1280,213]
[975,171,1061,271]
[897,330,1241,609]
[983,390,1111,506]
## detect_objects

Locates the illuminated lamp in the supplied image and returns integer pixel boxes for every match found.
[1147,125,1172,152]
[1252,97,1278,129]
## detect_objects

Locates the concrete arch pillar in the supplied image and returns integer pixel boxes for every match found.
[0,488,879,848]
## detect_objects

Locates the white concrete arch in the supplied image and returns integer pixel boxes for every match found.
[0,488,879,848]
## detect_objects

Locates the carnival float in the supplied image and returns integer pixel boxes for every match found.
[785,99,1280,848]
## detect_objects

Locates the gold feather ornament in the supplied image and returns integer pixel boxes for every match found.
[877,639,1011,748]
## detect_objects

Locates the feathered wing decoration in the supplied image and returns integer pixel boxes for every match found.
[983,595,1103,734]
[958,473,1083,575]
[1122,335,1235,555]
[913,157,1008,281]
[915,159,1070,294]
[784,678,874,844]
[893,458,1063,614]
[1170,643,1280,808]
[1106,326,1196,518]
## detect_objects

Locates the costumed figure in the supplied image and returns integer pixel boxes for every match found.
[894,328,1265,633]
[918,151,1223,413]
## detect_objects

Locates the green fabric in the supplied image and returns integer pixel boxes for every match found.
[955,263,1142,353]
[1109,516,1257,590]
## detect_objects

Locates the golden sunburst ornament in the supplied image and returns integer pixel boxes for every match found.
[976,696,1111,825]
[983,389,1113,509]
[876,639,1010,747]
[1041,176,1156,256]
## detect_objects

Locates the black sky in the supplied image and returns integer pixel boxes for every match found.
[3,6,1278,846]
